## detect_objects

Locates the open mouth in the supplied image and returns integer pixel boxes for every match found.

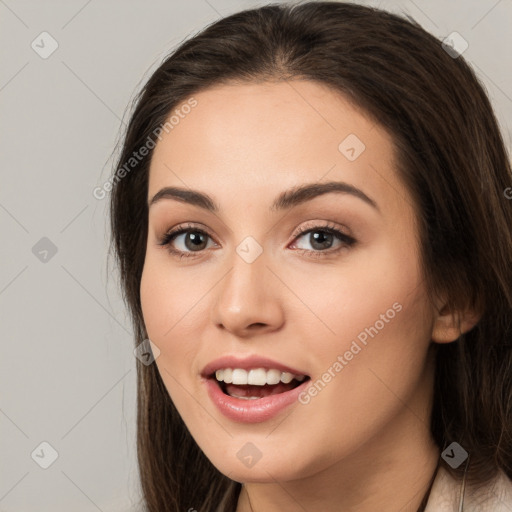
[209,368,311,400]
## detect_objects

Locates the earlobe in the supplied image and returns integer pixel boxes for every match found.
[431,303,482,344]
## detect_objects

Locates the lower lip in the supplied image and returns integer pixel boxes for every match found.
[203,377,310,423]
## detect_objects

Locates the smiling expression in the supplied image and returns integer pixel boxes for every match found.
[140,80,437,482]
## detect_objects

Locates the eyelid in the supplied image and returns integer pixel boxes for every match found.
[160,221,212,235]
[290,220,354,242]
[158,222,218,246]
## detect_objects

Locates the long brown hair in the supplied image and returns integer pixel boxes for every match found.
[109,2,512,510]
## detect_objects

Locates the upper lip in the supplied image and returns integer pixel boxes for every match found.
[201,355,309,378]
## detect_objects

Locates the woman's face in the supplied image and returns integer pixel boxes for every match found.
[140,80,437,482]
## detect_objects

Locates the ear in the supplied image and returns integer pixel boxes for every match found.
[431,301,482,344]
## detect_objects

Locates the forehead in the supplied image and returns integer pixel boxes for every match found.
[147,80,408,217]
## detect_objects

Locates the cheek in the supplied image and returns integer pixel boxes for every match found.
[310,251,432,413]
[140,251,206,340]
[287,266,433,469]
[139,254,207,380]
[287,236,425,347]
[140,255,210,421]
[289,235,433,422]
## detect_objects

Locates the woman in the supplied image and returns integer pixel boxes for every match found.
[109,2,512,511]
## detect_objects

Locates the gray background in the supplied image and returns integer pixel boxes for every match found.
[1,0,511,510]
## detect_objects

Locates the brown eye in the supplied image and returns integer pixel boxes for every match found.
[292,225,356,254]
[303,230,335,250]
[158,225,216,258]
[179,231,209,251]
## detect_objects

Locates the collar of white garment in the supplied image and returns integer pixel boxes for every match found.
[425,465,512,511]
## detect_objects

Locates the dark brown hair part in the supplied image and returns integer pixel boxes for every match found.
[109,2,512,510]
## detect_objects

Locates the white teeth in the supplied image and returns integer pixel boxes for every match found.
[266,369,281,385]
[223,368,233,383]
[248,368,267,385]
[280,372,294,384]
[229,394,260,400]
[214,367,306,386]
[232,369,248,385]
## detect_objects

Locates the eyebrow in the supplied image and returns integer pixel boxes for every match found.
[148,181,379,213]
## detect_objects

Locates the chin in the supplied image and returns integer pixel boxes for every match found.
[201,441,320,484]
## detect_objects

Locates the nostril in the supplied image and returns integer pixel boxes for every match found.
[249,322,267,328]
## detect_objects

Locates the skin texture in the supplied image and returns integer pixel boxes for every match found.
[140,80,479,512]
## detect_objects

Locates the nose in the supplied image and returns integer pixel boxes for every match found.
[210,247,285,337]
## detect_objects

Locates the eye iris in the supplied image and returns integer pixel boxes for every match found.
[310,231,333,250]
[186,231,207,251]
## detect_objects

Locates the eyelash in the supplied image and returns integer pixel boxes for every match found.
[157,222,356,260]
